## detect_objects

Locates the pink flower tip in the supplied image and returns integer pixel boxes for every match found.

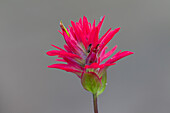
[46,50,58,56]
[47,65,53,68]
[126,51,134,55]
[115,27,121,32]
[46,51,53,56]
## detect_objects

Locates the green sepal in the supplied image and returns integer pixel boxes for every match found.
[97,69,107,96]
[81,72,102,94]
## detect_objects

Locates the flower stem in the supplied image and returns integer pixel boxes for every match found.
[93,93,98,113]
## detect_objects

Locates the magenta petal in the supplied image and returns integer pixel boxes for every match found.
[99,27,120,50]
[88,27,99,45]
[99,63,116,68]
[46,50,60,56]
[71,21,87,48]
[101,45,118,62]
[105,50,121,63]
[55,59,65,62]
[99,46,108,63]
[64,44,72,53]
[85,62,116,69]
[92,19,95,29]
[85,63,99,69]
[79,17,83,26]
[63,57,84,70]
[108,51,134,63]
[48,64,82,73]
[98,28,111,43]
[100,46,108,58]
[47,50,82,59]
[97,15,105,32]
[59,52,82,59]
[88,22,91,30]
[95,28,111,48]
[51,44,65,51]
[71,21,81,42]
[83,16,90,35]
[58,30,63,35]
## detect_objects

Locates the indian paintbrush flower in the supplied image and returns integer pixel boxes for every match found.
[46,16,133,113]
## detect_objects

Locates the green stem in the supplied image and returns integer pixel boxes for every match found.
[93,94,98,113]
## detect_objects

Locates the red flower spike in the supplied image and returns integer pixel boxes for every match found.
[47,16,134,95]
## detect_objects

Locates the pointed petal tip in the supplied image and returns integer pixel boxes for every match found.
[115,27,121,32]
[100,15,105,21]
[83,15,87,18]
[128,51,134,55]
[46,50,59,56]
[124,51,134,55]
[51,44,56,46]
[83,16,88,21]
[46,51,52,56]
[47,65,54,68]
[50,44,65,51]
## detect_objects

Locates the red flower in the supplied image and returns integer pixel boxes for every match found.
[47,16,133,95]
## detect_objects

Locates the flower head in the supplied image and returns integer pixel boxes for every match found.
[47,16,133,95]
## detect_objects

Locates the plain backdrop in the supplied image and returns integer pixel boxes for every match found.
[0,0,170,113]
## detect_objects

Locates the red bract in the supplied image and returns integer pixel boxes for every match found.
[47,16,133,94]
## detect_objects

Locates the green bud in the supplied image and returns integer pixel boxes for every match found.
[81,72,102,94]
[97,69,107,96]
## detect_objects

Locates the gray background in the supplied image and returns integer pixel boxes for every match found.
[0,0,170,113]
